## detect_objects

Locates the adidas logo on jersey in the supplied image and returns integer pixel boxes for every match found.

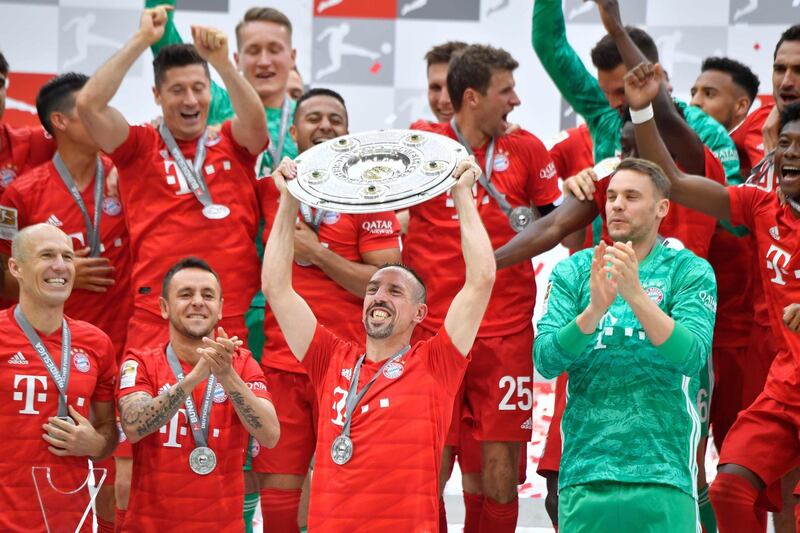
[520,416,533,430]
[341,368,352,381]
[46,214,63,227]
[7,352,27,365]
[770,226,780,240]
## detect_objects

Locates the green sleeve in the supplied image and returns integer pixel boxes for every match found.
[145,0,234,125]
[662,254,717,377]
[531,0,619,161]
[534,257,592,379]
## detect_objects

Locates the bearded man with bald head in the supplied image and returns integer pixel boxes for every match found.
[0,223,118,532]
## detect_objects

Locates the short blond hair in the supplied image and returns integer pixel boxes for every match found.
[235,7,292,50]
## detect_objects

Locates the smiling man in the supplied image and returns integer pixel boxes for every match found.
[262,155,494,532]
[0,223,118,532]
[117,257,278,532]
[252,88,401,532]
[76,6,268,525]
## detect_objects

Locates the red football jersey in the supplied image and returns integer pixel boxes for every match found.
[302,325,467,532]
[404,122,561,337]
[108,122,265,318]
[117,344,271,532]
[728,184,800,405]
[730,103,772,179]
[546,123,594,179]
[706,227,753,348]
[0,158,133,356]
[0,124,55,190]
[0,306,115,532]
[593,147,726,258]
[260,180,401,372]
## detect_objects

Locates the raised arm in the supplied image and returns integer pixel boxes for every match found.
[77,7,171,153]
[261,159,318,361]
[190,26,267,155]
[495,194,598,268]
[443,158,497,356]
[118,357,209,444]
[626,63,732,221]
[532,0,617,132]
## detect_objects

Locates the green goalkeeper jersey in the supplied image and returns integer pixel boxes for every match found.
[535,242,717,497]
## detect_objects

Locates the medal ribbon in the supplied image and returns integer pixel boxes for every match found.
[14,306,71,418]
[52,152,105,257]
[166,344,217,448]
[264,97,292,172]
[339,345,411,440]
[299,203,327,232]
[158,123,215,210]
[449,118,515,215]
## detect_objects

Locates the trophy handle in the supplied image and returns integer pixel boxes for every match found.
[31,466,107,533]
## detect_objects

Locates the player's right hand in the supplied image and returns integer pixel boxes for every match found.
[272,157,298,196]
[452,155,481,192]
[623,62,663,112]
[563,168,597,201]
[137,6,172,45]
[191,26,230,68]
[784,303,800,332]
[589,241,618,311]
[74,248,115,293]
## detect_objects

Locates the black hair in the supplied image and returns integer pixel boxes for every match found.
[0,51,8,77]
[153,44,209,88]
[775,24,800,60]
[294,87,348,124]
[701,56,760,103]
[591,27,658,71]
[36,72,89,135]
[162,256,221,298]
[375,263,427,304]
[780,101,800,130]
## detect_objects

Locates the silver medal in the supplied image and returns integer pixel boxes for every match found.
[189,446,217,475]
[508,206,534,233]
[331,435,354,465]
[202,204,231,220]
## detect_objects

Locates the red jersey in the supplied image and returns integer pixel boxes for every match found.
[108,122,265,317]
[117,344,271,532]
[728,184,800,405]
[706,228,754,348]
[593,147,726,258]
[404,122,561,337]
[0,158,132,355]
[261,180,401,372]
[0,124,55,190]
[730,102,772,179]
[0,306,115,532]
[546,123,594,179]
[303,325,467,532]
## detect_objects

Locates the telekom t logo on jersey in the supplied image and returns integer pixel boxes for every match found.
[766,244,793,285]
[164,160,194,196]
[13,375,47,415]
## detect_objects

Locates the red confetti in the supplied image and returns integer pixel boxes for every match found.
[754,42,761,51]
[369,62,382,74]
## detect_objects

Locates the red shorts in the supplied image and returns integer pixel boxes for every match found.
[711,326,775,450]
[718,390,800,511]
[115,310,248,459]
[251,367,318,476]
[464,325,534,442]
[537,372,568,475]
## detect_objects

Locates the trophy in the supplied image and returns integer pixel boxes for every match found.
[287,129,467,213]
[32,464,107,533]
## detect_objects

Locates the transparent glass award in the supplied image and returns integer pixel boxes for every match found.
[32,466,106,533]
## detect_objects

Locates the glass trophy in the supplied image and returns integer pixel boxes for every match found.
[32,465,107,533]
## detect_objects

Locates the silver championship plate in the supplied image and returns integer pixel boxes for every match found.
[189,446,217,475]
[508,206,535,233]
[331,435,354,465]
[288,129,467,214]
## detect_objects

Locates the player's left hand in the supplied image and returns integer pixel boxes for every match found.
[563,168,597,201]
[42,405,103,457]
[603,241,642,302]
[452,155,481,193]
[591,0,624,35]
[191,25,230,68]
[783,303,800,332]
[200,327,243,380]
[272,157,297,196]
[293,221,321,264]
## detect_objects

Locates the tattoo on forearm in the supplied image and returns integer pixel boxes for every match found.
[119,385,189,437]
[228,390,263,429]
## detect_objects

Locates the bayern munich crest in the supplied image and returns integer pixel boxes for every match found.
[288,129,467,214]
[102,196,122,216]
[72,350,91,373]
[382,361,404,379]
[213,382,228,404]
